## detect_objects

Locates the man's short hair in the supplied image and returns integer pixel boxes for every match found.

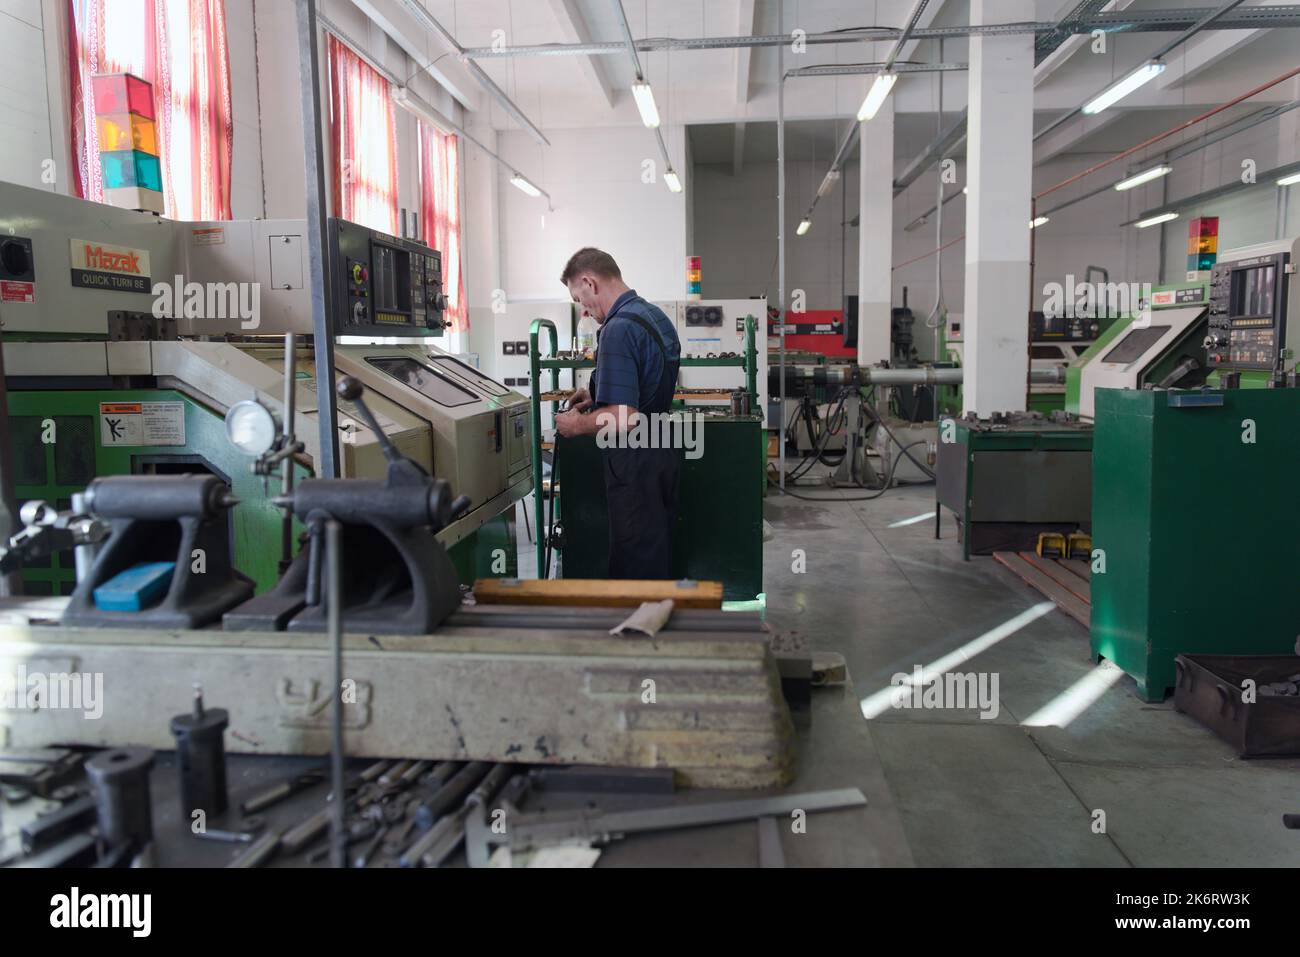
[560,248,622,285]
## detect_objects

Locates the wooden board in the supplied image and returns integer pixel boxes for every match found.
[1019,551,1091,604]
[992,552,1090,629]
[473,578,724,609]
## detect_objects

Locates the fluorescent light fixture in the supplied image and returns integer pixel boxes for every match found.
[1114,165,1172,191]
[796,218,812,236]
[1030,216,1050,229]
[1083,60,1165,115]
[856,72,898,122]
[1278,171,1300,187]
[817,170,841,199]
[631,82,660,128]
[664,170,683,193]
[962,186,969,195]
[510,174,542,198]
[1135,211,1178,229]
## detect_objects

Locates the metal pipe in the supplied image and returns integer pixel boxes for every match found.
[458,10,1300,58]
[883,0,931,71]
[326,518,345,868]
[398,0,550,147]
[295,0,339,480]
[280,332,296,573]
[777,4,786,491]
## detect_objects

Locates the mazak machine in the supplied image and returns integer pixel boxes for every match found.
[1067,283,1209,420]
[1203,236,1299,387]
[0,182,530,594]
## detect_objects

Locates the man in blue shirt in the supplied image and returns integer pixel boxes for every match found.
[554,248,682,580]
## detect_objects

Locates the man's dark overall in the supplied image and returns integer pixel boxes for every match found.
[590,297,682,580]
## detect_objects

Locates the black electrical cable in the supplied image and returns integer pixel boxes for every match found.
[768,440,931,502]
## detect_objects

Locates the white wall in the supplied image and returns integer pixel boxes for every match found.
[497,126,689,303]
[692,157,860,311]
[0,0,57,190]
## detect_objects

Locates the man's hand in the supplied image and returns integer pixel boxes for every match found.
[555,410,585,438]
[567,387,593,413]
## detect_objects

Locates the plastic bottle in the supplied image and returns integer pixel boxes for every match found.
[577,313,598,359]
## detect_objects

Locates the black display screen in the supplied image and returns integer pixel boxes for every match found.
[1229,264,1275,319]
[366,356,477,407]
[1101,325,1170,365]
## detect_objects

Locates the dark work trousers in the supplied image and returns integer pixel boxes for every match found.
[603,444,682,580]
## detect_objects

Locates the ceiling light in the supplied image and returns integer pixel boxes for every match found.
[510,174,542,198]
[631,82,661,128]
[856,72,897,122]
[1277,171,1300,187]
[1135,211,1179,229]
[664,170,683,193]
[1030,216,1049,229]
[1083,60,1165,115]
[796,219,812,236]
[1114,165,1172,191]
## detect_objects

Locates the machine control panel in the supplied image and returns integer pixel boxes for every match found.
[1207,251,1291,371]
[330,219,447,338]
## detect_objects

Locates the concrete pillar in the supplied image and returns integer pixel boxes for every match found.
[963,0,1034,415]
[857,94,894,367]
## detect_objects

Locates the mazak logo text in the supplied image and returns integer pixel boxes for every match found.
[83,245,142,274]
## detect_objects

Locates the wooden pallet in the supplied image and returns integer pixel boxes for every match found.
[992,551,1091,629]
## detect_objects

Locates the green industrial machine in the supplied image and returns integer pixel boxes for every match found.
[1090,387,1300,701]
[1065,282,1208,419]
[528,316,764,601]
[0,182,527,595]
[934,414,1094,560]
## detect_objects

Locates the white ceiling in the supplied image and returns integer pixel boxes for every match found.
[408,0,1300,164]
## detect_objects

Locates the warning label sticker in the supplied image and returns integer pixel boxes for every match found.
[191,227,226,246]
[0,281,34,303]
[99,401,186,447]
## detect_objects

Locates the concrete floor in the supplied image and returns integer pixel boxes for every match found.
[762,477,1300,867]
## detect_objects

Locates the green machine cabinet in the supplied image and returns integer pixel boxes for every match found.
[553,415,764,601]
[1090,387,1300,701]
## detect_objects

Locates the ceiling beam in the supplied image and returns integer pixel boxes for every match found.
[547,0,616,108]
[1157,0,1290,90]
[348,0,481,112]
[1032,110,1124,164]
[735,0,756,105]
[1034,0,1137,87]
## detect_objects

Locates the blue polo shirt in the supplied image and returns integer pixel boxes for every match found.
[593,290,680,412]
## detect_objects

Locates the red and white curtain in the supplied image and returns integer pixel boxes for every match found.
[327,34,398,235]
[419,122,466,332]
[68,0,233,220]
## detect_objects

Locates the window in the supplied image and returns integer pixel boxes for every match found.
[419,122,466,332]
[327,35,398,235]
[69,0,233,220]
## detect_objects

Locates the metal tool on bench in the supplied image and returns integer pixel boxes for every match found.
[465,786,867,864]
[61,475,253,629]
[223,376,469,634]
[0,498,108,579]
[84,747,155,862]
[170,684,229,819]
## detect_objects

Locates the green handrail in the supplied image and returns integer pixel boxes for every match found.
[529,318,559,575]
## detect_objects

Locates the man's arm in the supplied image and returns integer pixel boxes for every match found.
[555,404,637,439]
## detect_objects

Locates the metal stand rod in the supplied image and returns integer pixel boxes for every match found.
[326,518,346,868]
[280,332,298,572]
[296,0,340,479]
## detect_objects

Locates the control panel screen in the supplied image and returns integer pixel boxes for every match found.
[1229,264,1275,319]
[366,356,478,407]
[1101,325,1170,365]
